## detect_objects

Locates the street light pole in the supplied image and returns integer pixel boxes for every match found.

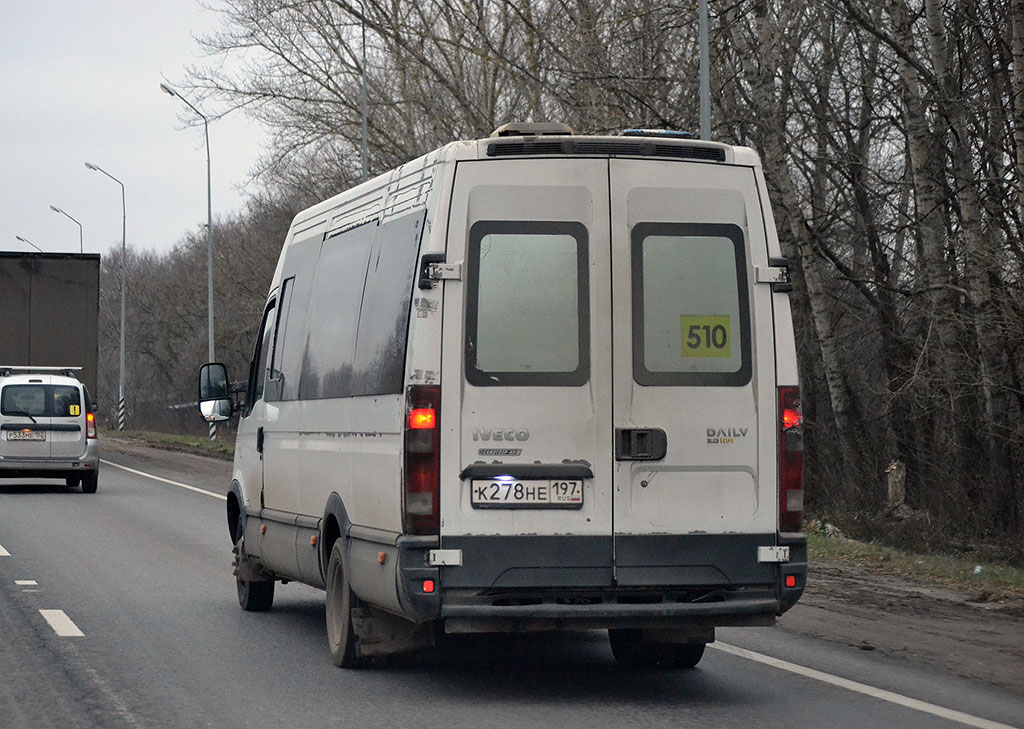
[160,82,217,440]
[50,205,84,253]
[698,0,711,140]
[14,235,43,252]
[85,162,127,431]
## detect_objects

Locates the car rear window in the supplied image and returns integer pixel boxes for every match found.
[632,222,751,386]
[465,220,590,386]
[1,385,82,417]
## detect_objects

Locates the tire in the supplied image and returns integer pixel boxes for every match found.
[325,540,364,668]
[237,573,275,612]
[80,472,98,494]
[608,629,706,669]
[233,518,274,612]
[66,475,81,489]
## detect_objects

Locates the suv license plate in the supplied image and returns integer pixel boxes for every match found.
[7,430,45,441]
[471,479,583,509]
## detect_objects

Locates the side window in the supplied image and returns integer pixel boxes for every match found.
[631,222,751,386]
[244,300,277,416]
[274,234,321,401]
[465,220,589,387]
[265,277,293,402]
[298,223,374,399]
[350,211,425,396]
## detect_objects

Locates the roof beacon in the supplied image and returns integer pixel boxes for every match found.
[619,128,697,139]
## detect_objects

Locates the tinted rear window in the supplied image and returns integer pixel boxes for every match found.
[465,221,590,386]
[1,385,82,417]
[632,223,751,386]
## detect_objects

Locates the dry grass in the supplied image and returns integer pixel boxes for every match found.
[100,428,235,460]
[808,526,1024,601]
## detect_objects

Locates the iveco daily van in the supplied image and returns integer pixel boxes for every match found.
[199,123,806,668]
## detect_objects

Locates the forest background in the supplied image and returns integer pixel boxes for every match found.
[93,0,1024,563]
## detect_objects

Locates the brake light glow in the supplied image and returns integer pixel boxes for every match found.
[403,386,441,535]
[778,387,804,533]
[85,412,97,439]
[408,407,436,430]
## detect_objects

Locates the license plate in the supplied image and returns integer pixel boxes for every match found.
[471,479,583,509]
[7,430,45,441]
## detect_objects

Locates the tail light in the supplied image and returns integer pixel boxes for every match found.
[778,387,803,532]
[86,412,97,440]
[403,385,440,535]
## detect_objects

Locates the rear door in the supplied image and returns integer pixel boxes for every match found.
[48,382,86,459]
[439,157,615,589]
[0,381,50,460]
[609,159,778,585]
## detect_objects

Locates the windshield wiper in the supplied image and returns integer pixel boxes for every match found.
[6,410,38,424]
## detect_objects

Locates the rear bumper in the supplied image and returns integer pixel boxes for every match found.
[0,443,100,479]
[398,532,807,628]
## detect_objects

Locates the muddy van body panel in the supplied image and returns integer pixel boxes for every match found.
[215,133,805,663]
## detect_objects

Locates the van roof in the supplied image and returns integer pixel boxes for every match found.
[289,131,762,232]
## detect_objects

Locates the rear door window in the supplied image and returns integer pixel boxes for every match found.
[632,222,751,386]
[1,385,82,417]
[465,221,589,386]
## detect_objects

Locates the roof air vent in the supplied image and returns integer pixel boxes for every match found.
[490,122,574,138]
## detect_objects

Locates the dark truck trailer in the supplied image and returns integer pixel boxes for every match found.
[0,252,101,399]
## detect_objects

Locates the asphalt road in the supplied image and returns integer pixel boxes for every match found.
[1,448,1022,729]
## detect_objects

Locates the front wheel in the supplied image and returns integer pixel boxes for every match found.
[608,629,706,669]
[234,518,274,611]
[325,540,364,668]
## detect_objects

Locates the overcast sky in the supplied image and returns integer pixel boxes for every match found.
[1,1,267,258]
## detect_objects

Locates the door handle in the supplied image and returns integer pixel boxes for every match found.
[257,426,264,454]
[615,428,667,461]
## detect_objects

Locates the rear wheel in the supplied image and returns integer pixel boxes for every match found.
[233,518,274,611]
[80,472,98,494]
[325,540,364,668]
[608,629,706,669]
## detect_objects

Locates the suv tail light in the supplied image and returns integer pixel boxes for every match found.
[86,411,97,439]
[778,387,803,532]
[403,385,440,535]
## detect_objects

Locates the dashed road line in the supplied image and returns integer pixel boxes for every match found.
[100,459,226,501]
[39,609,85,637]
[15,580,38,586]
[713,642,1019,729]
[0,542,10,557]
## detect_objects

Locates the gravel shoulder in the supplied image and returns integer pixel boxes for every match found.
[99,435,1024,694]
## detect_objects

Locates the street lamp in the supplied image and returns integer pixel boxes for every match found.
[15,235,43,252]
[354,1,369,182]
[160,82,218,440]
[85,161,127,431]
[50,205,83,254]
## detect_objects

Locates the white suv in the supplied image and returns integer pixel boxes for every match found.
[0,367,100,492]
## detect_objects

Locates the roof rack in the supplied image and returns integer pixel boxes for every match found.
[0,366,82,379]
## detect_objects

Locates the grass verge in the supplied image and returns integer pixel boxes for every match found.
[808,528,1024,601]
[100,428,235,460]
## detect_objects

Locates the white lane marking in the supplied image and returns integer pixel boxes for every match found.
[100,459,226,501]
[712,642,1019,729]
[39,609,85,637]
[15,580,38,586]
[0,543,9,556]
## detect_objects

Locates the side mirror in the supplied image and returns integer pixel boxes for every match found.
[198,362,232,422]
